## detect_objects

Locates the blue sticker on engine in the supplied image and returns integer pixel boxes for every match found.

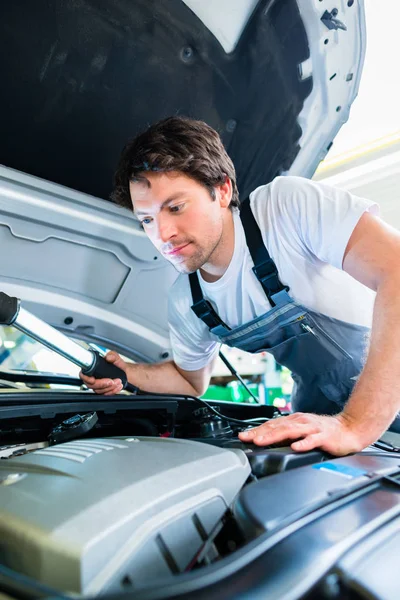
[312,462,367,479]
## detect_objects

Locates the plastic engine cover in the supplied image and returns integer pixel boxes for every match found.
[0,437,250,594]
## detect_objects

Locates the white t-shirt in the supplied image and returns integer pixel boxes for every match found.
[168,176,379,371]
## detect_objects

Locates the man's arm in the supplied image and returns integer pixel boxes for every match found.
[333,211,400,444]
[80,351,213,397]
[239,211,400,455]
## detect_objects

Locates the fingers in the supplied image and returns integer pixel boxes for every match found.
[102,384,124,395]
[79,373,96,386]
[252,424,318,446]
[79,372,123,395]
[79,351,126,395]
[238,413,321,448]
[238,415,303,439]
[104,351,126,370]
[105,351,119,363]
[92,379,123,395]
[237,413,361,455]
[291,433,325,452]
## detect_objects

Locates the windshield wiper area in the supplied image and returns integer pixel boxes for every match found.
[0,369,83,387]
[372,439,400,453]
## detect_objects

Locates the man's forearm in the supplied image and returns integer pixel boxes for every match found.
[341,275,400,447]
[125,360,200,396]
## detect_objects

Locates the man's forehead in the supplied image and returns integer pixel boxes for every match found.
[129,178,152,203]
[130,172,194,210]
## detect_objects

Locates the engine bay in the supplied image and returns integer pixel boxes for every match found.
[1,391,400,599]
[0,392,315,595]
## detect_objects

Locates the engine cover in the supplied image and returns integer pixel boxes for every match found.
[0,437,250,594]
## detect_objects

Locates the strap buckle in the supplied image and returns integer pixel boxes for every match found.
[252,258,277,279]
[252,260,289,306]
[191,299,230,331]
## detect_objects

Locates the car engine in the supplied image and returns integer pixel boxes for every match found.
[0,435,250,595]
[1,398,399,600]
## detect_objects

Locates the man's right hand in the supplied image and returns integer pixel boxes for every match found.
[79,351,127,395]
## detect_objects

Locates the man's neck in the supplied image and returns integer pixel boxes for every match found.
[199,211,235,283]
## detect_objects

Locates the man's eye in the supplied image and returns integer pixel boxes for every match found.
[170,204,184,213]
[139,218,152,229]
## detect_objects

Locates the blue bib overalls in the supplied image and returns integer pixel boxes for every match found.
[189,199,370,416]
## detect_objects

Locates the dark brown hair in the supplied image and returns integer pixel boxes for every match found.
[111,116,239,210]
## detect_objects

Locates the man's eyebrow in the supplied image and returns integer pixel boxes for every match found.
[135,192,188,216]
[160,192,188,209]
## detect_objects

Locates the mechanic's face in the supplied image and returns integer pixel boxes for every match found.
[130,172,233,276]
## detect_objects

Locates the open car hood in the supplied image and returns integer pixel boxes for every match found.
[0,0,365,361]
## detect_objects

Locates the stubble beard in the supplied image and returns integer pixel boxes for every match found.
[171,230,223,275]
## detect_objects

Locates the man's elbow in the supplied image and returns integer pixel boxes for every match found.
[175,363,211,397]
[184,376,209,397]
[193,381,209,397]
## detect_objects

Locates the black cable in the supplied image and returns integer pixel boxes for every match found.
[133,387,280,426]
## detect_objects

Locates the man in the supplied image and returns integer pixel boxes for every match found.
[80,116,400,456]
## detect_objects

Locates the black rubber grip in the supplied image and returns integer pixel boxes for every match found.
[0,292,20,325]
[82,352,128,389]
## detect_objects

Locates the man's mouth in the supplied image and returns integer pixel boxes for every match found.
[163,243,190,256]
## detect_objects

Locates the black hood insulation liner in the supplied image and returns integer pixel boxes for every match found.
[1,0,312,202]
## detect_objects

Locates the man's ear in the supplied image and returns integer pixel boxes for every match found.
[217,176,233,208]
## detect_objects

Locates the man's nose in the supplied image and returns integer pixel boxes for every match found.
[157,216,178,243]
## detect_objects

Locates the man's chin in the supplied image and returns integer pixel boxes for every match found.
[168,255,203,275]
[172,262,199,275]
[164,247,206,274]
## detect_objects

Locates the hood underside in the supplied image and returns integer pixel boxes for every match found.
[1,0,312,200]
[0,0,365,359]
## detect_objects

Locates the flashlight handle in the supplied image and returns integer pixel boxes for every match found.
[81,352,128,388]
[0,292,20,325]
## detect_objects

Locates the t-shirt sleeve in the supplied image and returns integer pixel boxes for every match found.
[167,277,220,371]
[262,176,380,270]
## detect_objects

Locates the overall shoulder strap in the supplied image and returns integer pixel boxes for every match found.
[189,272,230,334]
[240,198,290,307]
[188,196,291,332]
